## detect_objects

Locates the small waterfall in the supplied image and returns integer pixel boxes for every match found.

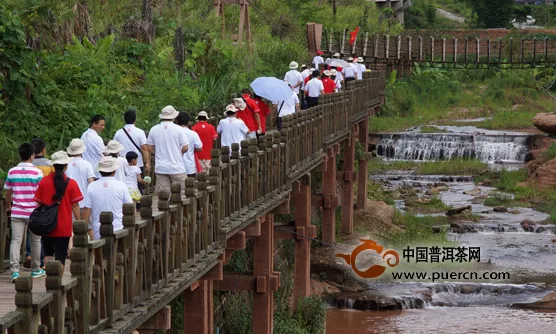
[376,133,532,163]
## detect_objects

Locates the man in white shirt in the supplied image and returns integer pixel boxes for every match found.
[176,112,203,177]
[284,61,303,95]
[357,58,367,80]
[304,70,325,108]
[342,57,357,83]
[312,51,324,70]
[80,115,106,178]
[273,91,300,131]
[113,108,151,174]
[66,138,95,214]
[300,65,311,89]
[217,104,249,149]
[147,106,189,195]
[82,156,133,240]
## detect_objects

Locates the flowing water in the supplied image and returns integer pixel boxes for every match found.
[327,126,556,333]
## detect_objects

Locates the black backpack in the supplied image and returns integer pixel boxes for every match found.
[29,178,70,236]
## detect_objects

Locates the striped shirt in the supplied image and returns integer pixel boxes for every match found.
[4,163,43,219]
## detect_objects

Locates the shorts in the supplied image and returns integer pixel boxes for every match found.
[42,236,70,265]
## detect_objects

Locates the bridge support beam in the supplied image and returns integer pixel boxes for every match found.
[357,118,369,210]
[252,214,275,334]
[322,146,339,245]
[293,175,312,311]
[183,261,222,334]
[342,130,356,234]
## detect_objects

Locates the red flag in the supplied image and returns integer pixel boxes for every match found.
[349,27,360,46]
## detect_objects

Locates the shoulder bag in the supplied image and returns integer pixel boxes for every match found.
[28,178,70,236]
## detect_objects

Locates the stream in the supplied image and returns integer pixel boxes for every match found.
[326,126,556,333]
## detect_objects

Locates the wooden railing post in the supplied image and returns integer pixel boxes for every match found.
[14,277,35,333]
[100,212,115,324]
[184,178,198,263]
[122,203,137,307]
[140,195,154,294]
[158,190,171,283]
[45,261,65,334]
[170,183,184,273]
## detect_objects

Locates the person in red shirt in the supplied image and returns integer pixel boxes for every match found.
[322,70,337,94]
[191,111,218,172]
[34,151,83,273]
[253,94,272,133]
[234,89,262,139]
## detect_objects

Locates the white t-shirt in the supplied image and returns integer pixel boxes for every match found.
[113,124,148,168]
[65,157,95,208]
[181,127,203,175]
[147,121,189,175]
[343,64,356,79]
[301,69,311,89]
[335,70,344,82]
[356,63,366,80]
[217,117,249,149]
[125,165,142,189]
[114,156,129,184]
[284,70,303,94]
[312,56,324,69]
[334,76,342,91]
[304,78,324,98]
[81,128,105,177]
[84,177,133,240]
[274,92,299,117]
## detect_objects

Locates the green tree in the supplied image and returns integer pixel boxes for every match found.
[460,0,514,28]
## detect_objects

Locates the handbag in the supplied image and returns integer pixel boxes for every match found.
[123,127,142,152]
[28,178,70,236]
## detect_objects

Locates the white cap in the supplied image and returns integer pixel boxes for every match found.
[97,156,120,173]
[104,140,125,154]
[159,105,179,119]
[197,111,209,119]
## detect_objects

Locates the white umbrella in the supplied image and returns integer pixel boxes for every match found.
[325,58,349,68]
[250,77,293,102]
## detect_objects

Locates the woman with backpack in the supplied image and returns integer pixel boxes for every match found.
[33,151,83,273]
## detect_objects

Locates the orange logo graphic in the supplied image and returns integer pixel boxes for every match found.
[336,239,400,278]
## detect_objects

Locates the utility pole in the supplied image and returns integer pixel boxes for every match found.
[214,0,252,48]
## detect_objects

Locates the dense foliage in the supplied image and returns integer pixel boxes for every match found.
[459,0,515,28]
[0,0,394,173]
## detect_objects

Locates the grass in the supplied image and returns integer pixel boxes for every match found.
[419,126,449,133]
[383,212,450,247]
[369,159,488,175]
[367,181,395,205]
[405,196,451,214]
[483,193,514,207]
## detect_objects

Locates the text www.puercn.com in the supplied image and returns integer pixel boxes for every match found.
[391,271,511,282]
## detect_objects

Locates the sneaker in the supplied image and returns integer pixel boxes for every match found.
[31,269,46,278]
[11,272,19,283]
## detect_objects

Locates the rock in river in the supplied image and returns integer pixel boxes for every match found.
[446,205,472,217]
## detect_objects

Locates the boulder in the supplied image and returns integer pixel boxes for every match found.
[535,226,547,233]
[436,186,450,192]
[493,206,508,213]
[425,188,439,195]
[482,179,492,186]
[513,292,556,310]
[532,113,556,136]
[463,188,481,196]
[327,292,425,311]
[530,158,556,187]
[446,205,472,217]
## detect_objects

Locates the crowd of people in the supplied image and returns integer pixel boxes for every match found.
[3,52,368,282]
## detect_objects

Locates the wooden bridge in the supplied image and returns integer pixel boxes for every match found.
[321,30,556,69]
[0,70,386,334]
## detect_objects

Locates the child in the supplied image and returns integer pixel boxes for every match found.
[125,152,146,207]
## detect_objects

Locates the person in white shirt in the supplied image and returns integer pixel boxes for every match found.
[104,140,129,184]
[352,57,361,81]
[113,108,151,175]
[342,57,357,82]
[284,61,303,95]
[82,156,133,240]
[66,138,95,214]
[357,58,367,80]
[332,52,341,59]
[147,106,189,195]
[176,112,203,177]
[273,91,300,131]
[304,70,325,108]
[125,151,146,206]
[80,115,106,178]
[300,65,311,90]
[331,69,342,92]
[312,51,324,70]
[217,104,249,149]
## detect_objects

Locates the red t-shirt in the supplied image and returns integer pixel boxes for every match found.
[254,98,271,133]
[191,121,218,160]
[236,94,260,132]
[34,174,83,237]
[322,78,337,94]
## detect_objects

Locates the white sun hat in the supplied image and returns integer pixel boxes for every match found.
[159,105,179,120]
[289,61,299,70]
[48,151,72,165]
[104,140,125,155]
[97,156,120,173]
[67,138,86,155]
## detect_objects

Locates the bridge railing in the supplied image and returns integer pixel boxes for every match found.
[0,70,384,334]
